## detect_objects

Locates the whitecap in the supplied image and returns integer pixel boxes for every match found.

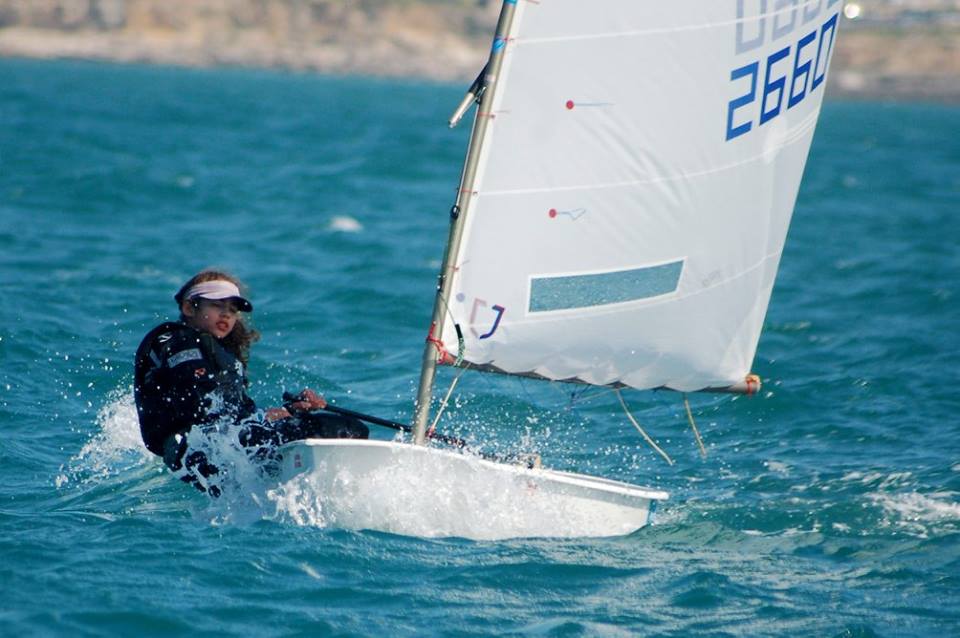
[869,491,960,538]
[328,215,363,233]
[871,491,960,522]
[763,460,791,476]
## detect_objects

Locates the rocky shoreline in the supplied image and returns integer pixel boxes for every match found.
[830,25,960,103]
[0,0,500,81]
[1,1,958,102]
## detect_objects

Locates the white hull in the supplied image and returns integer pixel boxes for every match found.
[275,439,668,540]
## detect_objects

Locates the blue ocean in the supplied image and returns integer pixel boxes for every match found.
[1,58,958,636]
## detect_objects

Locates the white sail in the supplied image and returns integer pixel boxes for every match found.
[439,0,841,392]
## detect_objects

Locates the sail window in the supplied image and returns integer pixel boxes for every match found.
[528,260,684,313]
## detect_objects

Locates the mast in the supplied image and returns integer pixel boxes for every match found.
[412,0,519,445]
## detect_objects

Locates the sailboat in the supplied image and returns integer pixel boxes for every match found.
[278,0,841,539]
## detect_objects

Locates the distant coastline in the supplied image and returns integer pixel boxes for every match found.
[831,24,960,103]
[1,1,958,102]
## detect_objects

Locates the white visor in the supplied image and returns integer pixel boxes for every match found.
[184,280,253,312]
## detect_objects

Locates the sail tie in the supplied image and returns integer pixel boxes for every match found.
[425,322,454,365]
[426,298,466,367]
[616,390,673,466]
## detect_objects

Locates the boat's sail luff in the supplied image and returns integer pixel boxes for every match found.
[411,0,521,443]
[440,0,840,392]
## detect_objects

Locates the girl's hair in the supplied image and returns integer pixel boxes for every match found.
[174,269,260,366]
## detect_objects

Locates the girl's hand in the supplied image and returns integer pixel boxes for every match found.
[264,407,291,422]
[287,388,327,413]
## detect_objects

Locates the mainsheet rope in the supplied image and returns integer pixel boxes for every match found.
[683,394,708,459]
[616,389,674,466]
[427,362,471,437]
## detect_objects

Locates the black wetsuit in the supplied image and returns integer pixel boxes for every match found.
[134,321,367,494]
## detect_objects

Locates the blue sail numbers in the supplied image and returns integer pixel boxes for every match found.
[727,0,840,141]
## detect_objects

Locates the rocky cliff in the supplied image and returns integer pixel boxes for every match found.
[0,0,499,80]
[1,1,958,100]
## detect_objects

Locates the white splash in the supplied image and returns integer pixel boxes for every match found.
[60,388,279,525]
[173,424,282,525]
[57,388,153,487]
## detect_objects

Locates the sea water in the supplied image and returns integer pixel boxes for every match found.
[1,58,958,636]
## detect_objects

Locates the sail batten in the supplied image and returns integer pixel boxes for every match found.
[437,0,839,393]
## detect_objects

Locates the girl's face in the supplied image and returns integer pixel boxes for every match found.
[182,298,240,339]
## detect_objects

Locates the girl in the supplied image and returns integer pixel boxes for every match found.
[134,269,367,494]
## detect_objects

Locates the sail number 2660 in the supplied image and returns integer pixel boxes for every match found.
[725,11,839,142]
